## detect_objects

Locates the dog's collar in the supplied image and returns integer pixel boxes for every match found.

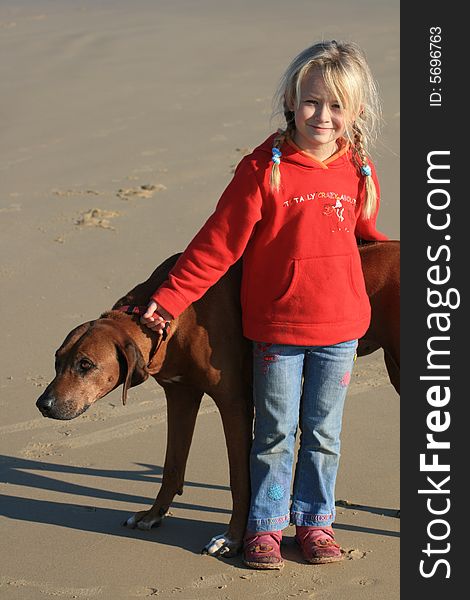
[115,305,170,341]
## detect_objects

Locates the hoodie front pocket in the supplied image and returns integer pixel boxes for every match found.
[270,254,363,325]
[273,259,299,303]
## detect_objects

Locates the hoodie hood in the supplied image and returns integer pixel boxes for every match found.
[253,132,353,170]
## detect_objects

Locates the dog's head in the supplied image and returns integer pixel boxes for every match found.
[36,318,149,420]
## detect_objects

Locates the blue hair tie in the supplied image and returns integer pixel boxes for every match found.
[272,147,282,165]
[360,164,372,177]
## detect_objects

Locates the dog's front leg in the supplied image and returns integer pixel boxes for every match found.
[125,383,203,530]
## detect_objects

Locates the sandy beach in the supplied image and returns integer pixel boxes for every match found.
[1,1,399,598]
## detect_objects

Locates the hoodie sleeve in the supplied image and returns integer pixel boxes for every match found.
[151,158,263,318]
[354,161,389,242]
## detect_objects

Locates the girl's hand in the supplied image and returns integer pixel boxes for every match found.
[140,300,172,335]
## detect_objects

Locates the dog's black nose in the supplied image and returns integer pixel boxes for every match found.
[36,392,54,416]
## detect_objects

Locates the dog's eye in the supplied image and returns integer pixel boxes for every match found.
[78,358,94,371]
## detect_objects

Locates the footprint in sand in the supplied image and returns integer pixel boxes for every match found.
[53,188,102,197]
[344,548,370,560]
[230,146,254,172]
[129,587,160,597]
[75,208,121,230]
[190,573,233,589]
[350,576,378,586]
[235,146,253,155]
[0,577,101,597]
[117,184,166,200]
[0,203,21,213]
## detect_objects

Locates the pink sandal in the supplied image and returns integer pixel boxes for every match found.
[243,530,284,569]
[295,526,343,564]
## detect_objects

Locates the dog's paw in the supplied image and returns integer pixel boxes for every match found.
[202,532,242,557]
[124,510,164,531]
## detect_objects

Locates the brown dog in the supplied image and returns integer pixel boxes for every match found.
[36,240,399,556]
[356,240,400,394]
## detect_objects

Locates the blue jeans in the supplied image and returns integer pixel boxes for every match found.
[247,339,358,532]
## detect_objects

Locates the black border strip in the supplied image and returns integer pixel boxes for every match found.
[401,4,465,594]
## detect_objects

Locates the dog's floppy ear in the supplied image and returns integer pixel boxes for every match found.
[117,340,149,405]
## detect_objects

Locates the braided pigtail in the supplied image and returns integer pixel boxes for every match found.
[269,120,295,193]
[352,122,377,219]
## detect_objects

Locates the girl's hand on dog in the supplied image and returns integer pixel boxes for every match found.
[141,301,173,334]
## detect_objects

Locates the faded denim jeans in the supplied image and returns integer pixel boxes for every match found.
[246,339,358,532]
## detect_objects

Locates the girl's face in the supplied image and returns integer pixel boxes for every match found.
[290,67,347,160]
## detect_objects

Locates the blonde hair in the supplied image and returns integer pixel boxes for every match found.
[270,40,382,219]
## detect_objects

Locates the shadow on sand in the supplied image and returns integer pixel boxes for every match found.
[0,454,399,558]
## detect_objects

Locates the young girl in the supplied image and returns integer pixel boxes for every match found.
[141,40,388,569]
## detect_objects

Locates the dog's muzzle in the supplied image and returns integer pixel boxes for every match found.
[36,389,89,420]
[36,390,56,417]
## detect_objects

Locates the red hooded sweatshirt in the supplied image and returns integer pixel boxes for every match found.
[151,134,388,346]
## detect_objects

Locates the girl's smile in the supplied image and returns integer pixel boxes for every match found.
[290,67,347,161]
